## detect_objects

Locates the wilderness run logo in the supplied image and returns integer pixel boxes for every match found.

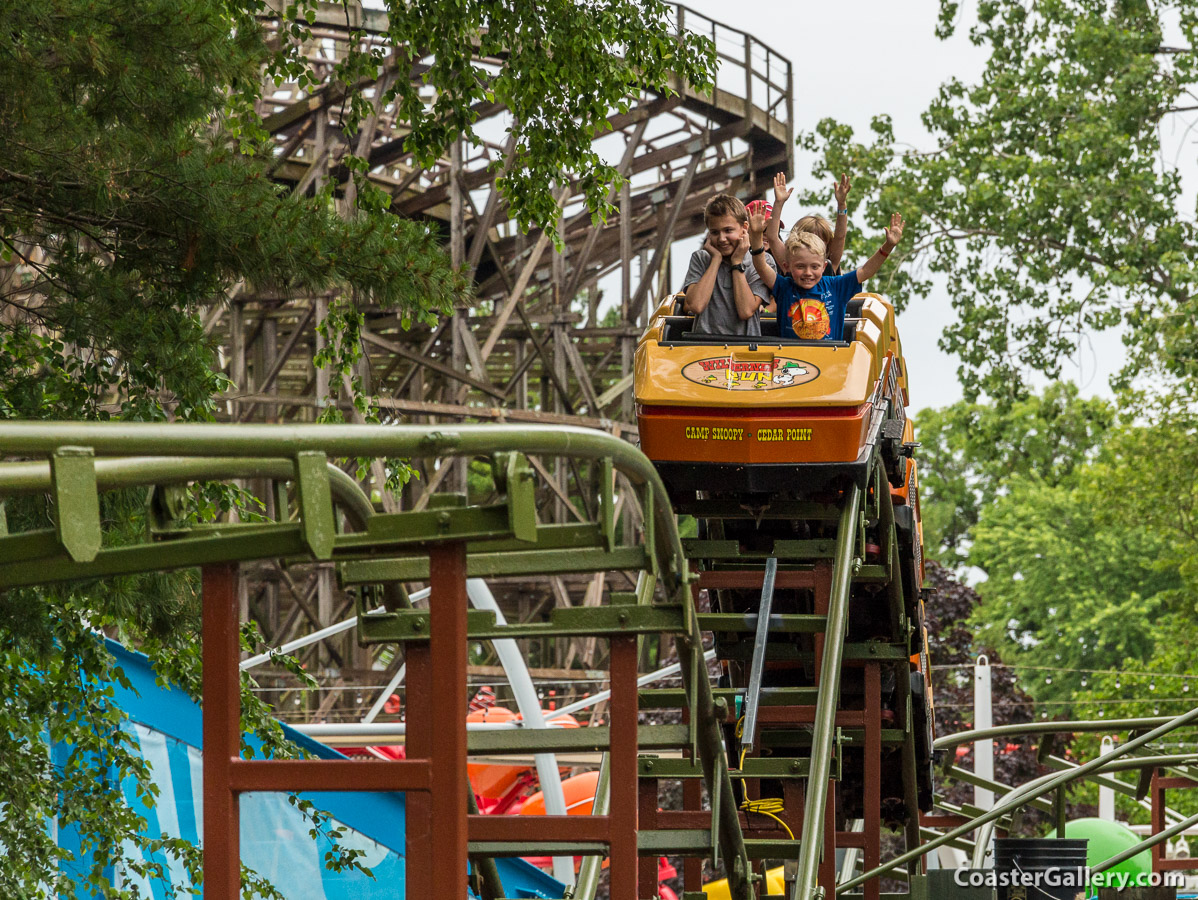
[681,356,820,391]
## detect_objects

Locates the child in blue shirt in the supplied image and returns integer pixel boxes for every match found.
[747,210,904,341]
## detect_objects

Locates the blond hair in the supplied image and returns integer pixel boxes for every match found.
[785,230,827,260]
[791,214,834,247]
[704,193,748,227]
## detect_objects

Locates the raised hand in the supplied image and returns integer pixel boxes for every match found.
[772,171,793,206]
[747,210,767,239]
[883,212,905,247]
[746,198,768,219]
[834,173,851,209]
[702,233,721,259]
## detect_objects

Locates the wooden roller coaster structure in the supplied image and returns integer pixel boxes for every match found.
[197,0,796,707]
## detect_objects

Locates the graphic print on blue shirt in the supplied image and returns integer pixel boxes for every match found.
[772,272,862,341]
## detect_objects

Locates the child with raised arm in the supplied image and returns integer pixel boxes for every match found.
[765,172,851,276]
[747,208,904,341]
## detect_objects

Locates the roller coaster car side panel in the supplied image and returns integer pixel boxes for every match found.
[638,402,873,468]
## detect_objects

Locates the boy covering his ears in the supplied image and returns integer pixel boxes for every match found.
[681,194,776,336]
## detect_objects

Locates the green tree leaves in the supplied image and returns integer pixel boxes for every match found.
[917,387,1198,722]
[2,0,466,423]
[802,0,1198,400]
[914,382,1113,564]
[969,476,1178,705]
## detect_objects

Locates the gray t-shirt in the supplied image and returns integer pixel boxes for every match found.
[682,249,775,336]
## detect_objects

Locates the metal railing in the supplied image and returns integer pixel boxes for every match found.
[672,3,791,124]
[838,711,1198,893]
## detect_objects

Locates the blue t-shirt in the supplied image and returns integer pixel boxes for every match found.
[772,271,861,341]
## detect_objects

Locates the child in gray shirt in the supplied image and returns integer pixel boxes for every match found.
[682,194,775,336]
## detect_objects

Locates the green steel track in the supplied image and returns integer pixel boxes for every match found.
[0,422,972,899]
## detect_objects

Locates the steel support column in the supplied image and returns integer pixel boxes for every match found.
[683,706,704,893]
[405,604,435,896]
[1152,769,1165,873]
[430,542,469,894]
[610,635,640,899]
[202,563,242,898]
[863,663,882,900]
[639,776,659,897]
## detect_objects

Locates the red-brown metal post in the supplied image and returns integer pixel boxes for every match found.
[428,542,469,893]
[820,784,836,892]
[863,663,881,900]
[609,635,640,899]
[681,703,703,892]
[638,777,659,897]
[683,778,703,891]
[202,563,242,898]
[405,629,434,899]
[812,561,832,667]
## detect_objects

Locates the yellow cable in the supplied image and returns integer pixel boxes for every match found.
[733,715,793,839]
[739,797,795,841]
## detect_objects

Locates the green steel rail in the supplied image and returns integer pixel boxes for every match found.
[933,716,1189,756]
[966,751,1198,868]
[915,757,1198,867]
[1094,809,1198,875]
[0,456,376,525]
[0,422,688,589]
[0,421,762,899]
[841,708,1198,893]
[792,484,862,900]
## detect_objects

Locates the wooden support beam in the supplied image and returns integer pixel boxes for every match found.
[526,455,586,523]
[514,303,574,414]
[560,331,603,414]
[563,119,649,301]
[268,119,315,176]
[450,138,465,266]
[478,227,554,364]
[628,153,700,316]
[452,315,495,388]
[360,328,506,400]
[465,138,516,279]
[390,319,450,398]
[237,304,316,422]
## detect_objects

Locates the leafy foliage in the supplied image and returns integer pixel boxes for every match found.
[1,0,463,423]
[968,475,1179,707]
[924,561,1050,829]
[913,382,1113,564]
[800,0,1198,400]
[913,386,1198,814]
